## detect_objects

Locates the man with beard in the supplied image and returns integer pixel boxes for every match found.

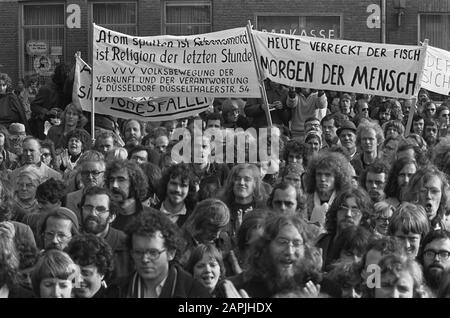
[304,151,354,228]
[388,202,430,259]
[360,160,389,204]
[423,119,440,148]
[316,187,372,270]
[80,186,131,284]
[39,207,79,251]
[232,213,322,297]
[419,230,450,295]
[157,163,196,228]
[65,150,105,223]
[105,159,155,232]
[320,115,340,149]
[12,137,61,182]
[122,119,145,150]
[403,166,450,230]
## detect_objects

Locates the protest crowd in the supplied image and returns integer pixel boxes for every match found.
[2,31,450,299]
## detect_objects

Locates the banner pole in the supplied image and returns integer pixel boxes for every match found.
[246,20,272,127]
[91,23,96,144]
[405,39,428,137]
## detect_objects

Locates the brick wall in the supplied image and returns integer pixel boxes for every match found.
[2,0,450,85]
[0,1,19,85]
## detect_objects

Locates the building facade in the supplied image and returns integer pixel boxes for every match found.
[0,0,449,87]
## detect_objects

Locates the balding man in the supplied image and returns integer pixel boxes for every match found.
[64,150,106,223]
[12,136,61,182]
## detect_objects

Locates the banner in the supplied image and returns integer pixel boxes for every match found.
[422,45,450,96]
[252,30,426,99]
[92,24,260,98]
[73,55,212,122]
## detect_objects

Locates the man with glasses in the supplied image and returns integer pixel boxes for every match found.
[423,101,437,119]
[39,207,79,251]
[80,186,131,284]
[233,213,321,297]
[65,151,105,223]
[115,211,210,298]
[419,230,450,295]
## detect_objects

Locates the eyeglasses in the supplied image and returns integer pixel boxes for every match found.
[44,232,72,242]
[423,249,450,261]
[274,237,304,250]
[41,153,51,158]
[377,216,391,223]
[82,205,109,215]
[81,170,104,177]
[339,205,362,216]
[132,249,166,260]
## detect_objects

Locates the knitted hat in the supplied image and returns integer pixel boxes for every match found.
[336,120,357,136]
[51,207,80,231]
[341,93,352,101]
[8,123,26,135]
[304,130,322,146]
[193,198,230,228]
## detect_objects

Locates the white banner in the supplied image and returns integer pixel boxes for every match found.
[252,30,426,99]
[73,55,212,122]
[422,45,450,96]
[92,24,260,98]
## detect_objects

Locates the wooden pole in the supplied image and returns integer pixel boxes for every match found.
[246,20,272,127]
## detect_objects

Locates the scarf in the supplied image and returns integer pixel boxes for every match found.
[309,191,336,226]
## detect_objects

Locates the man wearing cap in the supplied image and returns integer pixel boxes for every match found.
[305,130,322,160]
[8,123,27,156]
[337,120,358,160]
[11,136,62,182]
[39,207,79,251]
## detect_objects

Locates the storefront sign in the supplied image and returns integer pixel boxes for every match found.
[256,15,341,39]
[26,41,48,55]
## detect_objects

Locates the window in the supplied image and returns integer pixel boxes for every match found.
[256,14,342,39]
[419,14,450,51]
[92,2,138,35]
[163,1,212,35]
[21,3,65,84]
